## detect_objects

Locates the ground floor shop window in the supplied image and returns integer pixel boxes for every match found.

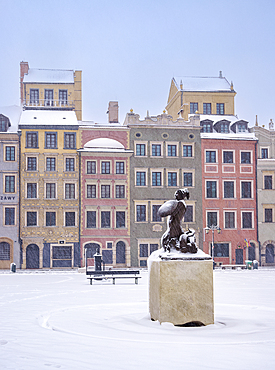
[52,245,72,267]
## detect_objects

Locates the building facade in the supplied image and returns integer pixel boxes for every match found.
[124,111,203,267]
[251,120,275,265]
[20,61,82,121]
[201,116,259,265]
[166,72,236,121]
[19,110,80,269]
[79,124,132,268]
[0,106,21,268]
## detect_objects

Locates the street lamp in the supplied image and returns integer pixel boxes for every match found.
[205,225,221,269]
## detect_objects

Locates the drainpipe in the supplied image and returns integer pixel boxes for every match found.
[78,150,81,268]
[255,141,260,265]
[18,129,22,269]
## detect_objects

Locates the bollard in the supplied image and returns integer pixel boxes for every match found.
[10,263,16,273]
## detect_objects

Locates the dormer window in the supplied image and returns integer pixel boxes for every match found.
[238,123,246,132]
[0,114,10,132]
[214,120,230,133]
[201,120,213,133]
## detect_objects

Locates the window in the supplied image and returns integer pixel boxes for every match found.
[65,212,75,227]
[219,122,229,133]
[66,158,75,172]
[223,151,233,163]
[224,181,234,198]
[184,205,193,222]
[5,146,15,161]
[52,246,72,266]
[214,243,229,257]
[101,185,110,198]
[136,172,146,186]
[59,90,68,105]
[206,151,216,163]
[45,133,57,149]
[27,157,37,171]
[101,161,110,174]
[152,205,162,222]
[30,89,39,104]
[87,184,96,198]
[241,182,252,198]
[136,144,146,156]
[152,144,161,156]
[265,209,273,223]
[0,115,9,132]
[183,145,192,157]
[87,211,96,228]
[242,212,252,228]
[150,244,158,254]
[5,176,15,193]
[116,162,124,174]
[140,244,148,257]
[44,89,53,106]
[27,212,37,226]
[46,212,56,227]
[207,212,217,227]
[225,212,235,228]
[101,211,110,228]
[46,157,56,171]
[5,208,15,225]
[167,145,177,157]
[46,183,56,199]
[65,184,75,199]
[203,103,211,114]
[241,152,251,164]
[184,172,193,187]
[201,122,212,133]
[152,172,162,186]
[116,185,125,198]
[64,133,76,149]
[264,175,272,189]
[168,172,177,187]
[116,211,125,228]
[216,103,224,115]
[26,132,38,148]
[27,183,37,198]
[206,181,217,198]
[190,102,198,114]
[0,242,10,260]
[238,123,246,132]
[136,205,146,222]
[87,161,96,174]
[262,148,268,159]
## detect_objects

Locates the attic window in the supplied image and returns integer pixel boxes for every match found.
[0,114,10,132]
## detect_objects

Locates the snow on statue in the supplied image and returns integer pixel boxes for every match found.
[158,188,197,254]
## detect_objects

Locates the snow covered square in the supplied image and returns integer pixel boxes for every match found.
[0,268,275,369]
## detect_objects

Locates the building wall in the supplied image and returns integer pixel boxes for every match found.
[0,133,20,268]
[201,137,258,265]
[251,124,275,265]
[20,125,80,269]
[124,112,203,268]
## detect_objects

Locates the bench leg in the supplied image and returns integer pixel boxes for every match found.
[90,279,93,285]
[135,277,138,284]
[113,278,115,285]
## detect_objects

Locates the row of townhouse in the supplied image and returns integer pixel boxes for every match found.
[0,62,274,269]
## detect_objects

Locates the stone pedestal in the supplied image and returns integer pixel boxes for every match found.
[149,259,214,326]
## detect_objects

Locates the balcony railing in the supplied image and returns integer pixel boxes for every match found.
[23,99,75,109]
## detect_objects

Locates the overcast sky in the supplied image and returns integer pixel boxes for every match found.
[0,0,274,126]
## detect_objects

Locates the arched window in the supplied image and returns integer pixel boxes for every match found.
[266,244,274,264]
[116,241,126,264]
[85,243,100,258]
[0,242,10,260]
[26,244,39,268]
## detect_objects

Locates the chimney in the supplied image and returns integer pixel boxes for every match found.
[107,101,119,123]
[219,71,223,78]
[20,61,29,104]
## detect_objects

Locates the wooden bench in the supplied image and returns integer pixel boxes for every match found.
[86,270,141,285]
[221,264,246,270]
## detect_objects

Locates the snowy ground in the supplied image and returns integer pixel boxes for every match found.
[0,268,275,370]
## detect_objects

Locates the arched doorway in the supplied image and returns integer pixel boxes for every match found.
[0,242,11,269]
[248,242,256,261]
[116,241,126,264]
[266,244,274,264]
[84,243,100,267]
[26,244,39,269]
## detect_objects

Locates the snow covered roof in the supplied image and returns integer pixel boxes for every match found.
[23,68,74,84]
[201,132,257,140]
[174,76,232,92]
[80,137,133,153]
[197,114,239,123]
[19,110,78,126]
[0,105,22,132]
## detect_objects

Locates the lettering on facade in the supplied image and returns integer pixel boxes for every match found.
[0,196,16,201]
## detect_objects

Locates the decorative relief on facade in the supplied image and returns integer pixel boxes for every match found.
[152,224,162,232]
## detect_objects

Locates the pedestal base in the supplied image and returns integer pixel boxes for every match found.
[149,259,214,326]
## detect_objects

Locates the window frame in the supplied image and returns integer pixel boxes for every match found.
[26,132,38,148]
[135,141,147,157]
[45,132,57,149]
[65,157,75,172]
[87,160,96,174]
[65,183,76,199]
[65,211,76,227]
[206,180,218,198]
[45,211,56,227]
[26,211,38,227]
[45,182,56,199]
[27,182,37,199]
[224,211,236,229]
[4,207,16,226]
[101,161,111,174]
[4,175,16,193]
[5,146,16,162]
[241,211,254,229]
[223,180,235,199]
[64,132,76,149]
[27,156,37,171]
